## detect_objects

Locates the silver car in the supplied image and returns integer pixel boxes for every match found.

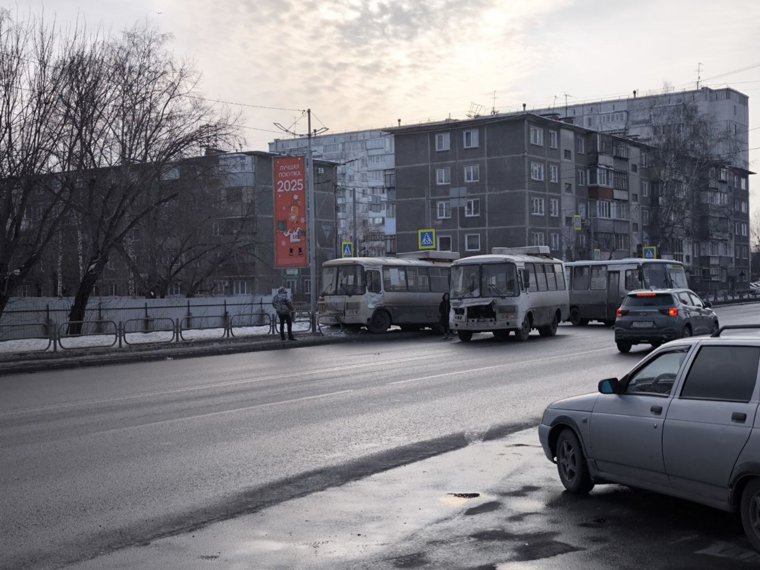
[539,326,760,550]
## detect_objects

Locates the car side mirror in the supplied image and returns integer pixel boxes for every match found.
[598,377,620,394]
[703,300,712,308]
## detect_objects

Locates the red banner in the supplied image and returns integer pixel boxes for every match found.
[273,156,308,268]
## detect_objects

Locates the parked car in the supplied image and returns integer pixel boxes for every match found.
[538,326,760,550]
[614,288,719,353]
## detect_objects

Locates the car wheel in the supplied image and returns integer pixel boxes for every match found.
[367,310,391,334]
[515,314,532,342]
[538,312,559,337]
[555,429,594,494]
[681,324,692,338]
[616,341,632,353]
[711,321,720,336]
[740,479,760,551]
[569,308,587,326]
[457,330,473,342]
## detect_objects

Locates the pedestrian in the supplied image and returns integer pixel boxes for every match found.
[439,292,451,339]
[272,287,296,341]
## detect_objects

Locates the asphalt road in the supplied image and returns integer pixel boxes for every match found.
[2,303,758,569]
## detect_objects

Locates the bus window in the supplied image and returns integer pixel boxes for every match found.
[572,266,590,290]
[367,270,382,293]
[383,266,407,292]
[451,265,481,298]
[482,263,518,297]
[667,264,689,288]
[545,264,558,291]
[625,269,641,290]
[321,266,338,295]
[590,266,607,290]
[642,263,668,289]
[535,265,548,291]
[554,263,566,290]
[429,267,449,292]
[337,265,365,295]
[406,266,430,292]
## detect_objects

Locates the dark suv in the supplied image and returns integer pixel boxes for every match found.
[614,288,719,353]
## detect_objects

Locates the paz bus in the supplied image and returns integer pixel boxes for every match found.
[565,258,688,326]
[449,246,569,342]
[317,251,459,333]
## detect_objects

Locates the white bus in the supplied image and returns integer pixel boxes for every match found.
[449,246,569,342]
[318,251,459,333]
[565,258,689,326]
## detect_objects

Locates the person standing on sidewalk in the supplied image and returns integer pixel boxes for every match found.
[272,287,296,341]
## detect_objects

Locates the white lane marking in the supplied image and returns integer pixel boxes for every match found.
[389,346,610,385]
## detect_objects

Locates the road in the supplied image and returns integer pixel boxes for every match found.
[1,303,757,569]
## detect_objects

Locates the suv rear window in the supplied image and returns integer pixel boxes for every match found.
[622,293,674,307]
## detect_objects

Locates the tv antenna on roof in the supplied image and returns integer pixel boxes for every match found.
[467,102,484,118]
[696,62,703,89]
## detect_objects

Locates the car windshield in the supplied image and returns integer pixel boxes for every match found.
[623,293,675,307]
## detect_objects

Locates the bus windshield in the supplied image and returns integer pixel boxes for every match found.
[321,265,366,296]
[451,263,519,299]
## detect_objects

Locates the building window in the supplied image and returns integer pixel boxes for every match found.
[549,198,559,217]
[436,167,450,185]
[437,200,451,219]
[563,149,572,160]
[463,129,479,148]
[642,208,649,225]
[549,130,558,149]
[577,169,586,186]
[530,125,544,146]
[464,164,480,182]
[435,132,450,151]
[597,200,611,218]
[564,182,573,194]
[576,137,585,154]
[465,233,481,251]
[530,161,545,181]
[465,198,480,217]
[549,164,559,183]
[631,163,638,173]
[438,235,452,251]
[531,231,545,246]
[632,193,638,202]
[531,197,545,215]
[632,222,639,232]
[641,180,649,197]
[550,232,560,251]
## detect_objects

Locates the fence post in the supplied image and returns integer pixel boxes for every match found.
[143,302,153,333]
[118,321,123,348]
[223,299,231,338]
[185,300,192,330]
[52,324,58,353]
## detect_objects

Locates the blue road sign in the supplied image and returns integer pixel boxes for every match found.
[418,229,435,250]
[643,246,657,259]
[342,241,354,257]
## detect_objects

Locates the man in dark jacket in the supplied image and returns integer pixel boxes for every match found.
[272,287,296,341]
[439,292,451,339]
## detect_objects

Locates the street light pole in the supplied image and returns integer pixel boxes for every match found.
[306,109,317,329]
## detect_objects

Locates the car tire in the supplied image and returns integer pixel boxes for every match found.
[538,312,559,337]
[367,310,391,334]
[569,308,588,327]
[616,341,632,353]
[681,324,692,338]
[740,479,760,551]
[515,314,532,342]
[457,330,473,342]
[556,429,594,494]
[711,321,720,336]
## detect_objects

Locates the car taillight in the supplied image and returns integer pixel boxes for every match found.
[666,307,678,317]
[616,308,628,318]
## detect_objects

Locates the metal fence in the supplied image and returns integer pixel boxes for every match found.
[0,299,315,355]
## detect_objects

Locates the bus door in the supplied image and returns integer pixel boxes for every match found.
[606,271,620,321]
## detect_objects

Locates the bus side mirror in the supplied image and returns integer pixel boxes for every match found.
[522,269,530,289]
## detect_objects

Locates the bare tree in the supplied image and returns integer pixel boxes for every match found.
[58,24,238,330]
[0,12,80,316]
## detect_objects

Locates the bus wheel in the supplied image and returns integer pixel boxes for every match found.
[515,315,532,342]
[367,310,391,334]
[493,329,509,340]
[457,331,473,342]
[539,312,559,337]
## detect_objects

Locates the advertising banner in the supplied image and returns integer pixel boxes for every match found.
[273,156,308,268]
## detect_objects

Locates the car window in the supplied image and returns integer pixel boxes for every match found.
[680,346,760,402]
[687,292,703,308]
[622,293,674,307]
[677,292,692,306]
[624,348,690,396]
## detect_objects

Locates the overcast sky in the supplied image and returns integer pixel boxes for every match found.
[5,0,760,200]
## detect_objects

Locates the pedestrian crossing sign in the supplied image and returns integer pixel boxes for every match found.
[418,229,436,250]
[342,241,354,257]
[643,246,657,259]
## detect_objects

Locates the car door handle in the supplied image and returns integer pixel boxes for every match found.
[732,412,747,423]
[650,405,663,415]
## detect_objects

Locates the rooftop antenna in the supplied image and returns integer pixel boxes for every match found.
[467,102,484,118]
[564,92,572,117]
[491,91,498,115]
[696,62,703,89]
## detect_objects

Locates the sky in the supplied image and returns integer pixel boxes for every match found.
[4,0,760,208]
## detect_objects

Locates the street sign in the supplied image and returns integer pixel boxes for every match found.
[418,229,436,250]
[342,241,354,257]
[642,246,657,259]
[593,248,601,261]
[573,214,582,231]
